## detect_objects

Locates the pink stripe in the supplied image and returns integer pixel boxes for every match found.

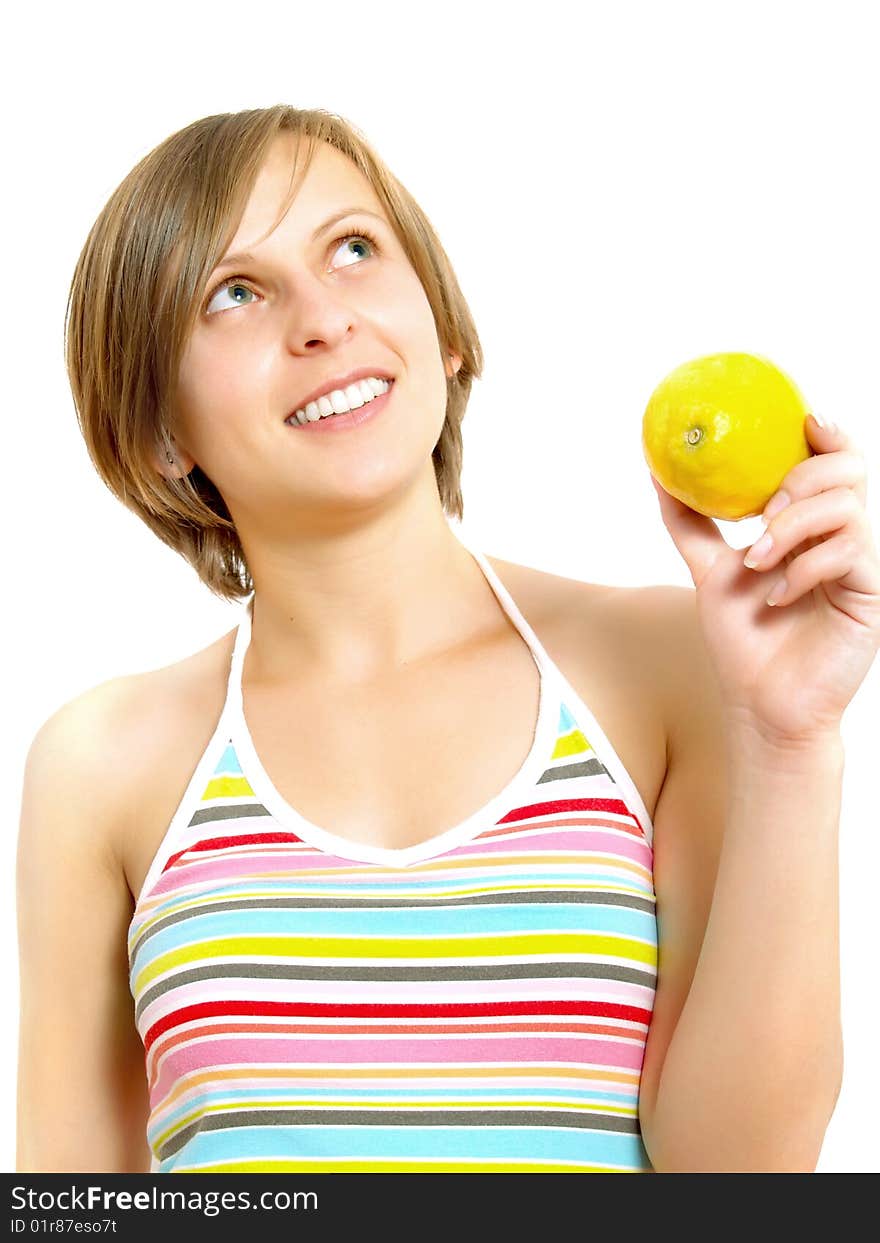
[152,1034,646,1099]
[453,829,652,865]
[172,1073,638,1093]
[149,850,330,894]
[147,831,650,897]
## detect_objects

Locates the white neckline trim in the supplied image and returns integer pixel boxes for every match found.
[224,537,560,868]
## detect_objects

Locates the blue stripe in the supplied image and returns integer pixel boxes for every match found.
[135,870,654,923]
[157,1123,652,1170]
[133,901,657,966]
[214,743,243,775]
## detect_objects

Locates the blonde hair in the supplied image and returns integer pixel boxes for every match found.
[64,105,484,603]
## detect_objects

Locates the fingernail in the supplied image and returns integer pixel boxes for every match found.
[810,412,838,435]
[762,490,791,522]
[766,576,788,606]
[744,532,773,568]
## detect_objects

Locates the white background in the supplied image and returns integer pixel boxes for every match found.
[3,0,878,1173]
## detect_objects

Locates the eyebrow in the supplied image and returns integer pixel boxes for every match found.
[211,206,388,275]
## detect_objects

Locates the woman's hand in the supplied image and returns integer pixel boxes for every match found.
[651,414,880,746]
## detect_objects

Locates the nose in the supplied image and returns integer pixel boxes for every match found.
[279,269,359,355]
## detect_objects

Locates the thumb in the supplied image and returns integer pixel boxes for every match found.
[650,475,728,588]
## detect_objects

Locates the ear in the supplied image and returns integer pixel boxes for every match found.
[153,439,196,479]
[446,352,463,379]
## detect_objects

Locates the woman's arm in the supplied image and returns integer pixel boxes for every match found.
[16,685,152,1173]
[643,713,844,1172]
[641,414,877,1170]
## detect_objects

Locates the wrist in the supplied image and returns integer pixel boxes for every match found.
[725,715,845,770]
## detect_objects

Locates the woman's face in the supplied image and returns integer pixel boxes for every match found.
[169,135,460,535]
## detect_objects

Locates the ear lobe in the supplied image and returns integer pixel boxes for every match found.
[153,441,194,478]
[446,353,463,378]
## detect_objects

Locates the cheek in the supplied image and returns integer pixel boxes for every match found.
[375,269,436,347]
[178,333,273,423]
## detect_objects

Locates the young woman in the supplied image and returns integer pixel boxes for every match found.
[16,105,880,1175]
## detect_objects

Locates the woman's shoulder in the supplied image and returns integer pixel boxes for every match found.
[497,555,716,773]
[485,549,688,618]
[32,627,238,877]
[485,553,695,822]
[485,551,693,684]
[51,625,234,743]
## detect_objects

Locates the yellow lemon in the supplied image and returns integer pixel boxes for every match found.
[642,352,814,520]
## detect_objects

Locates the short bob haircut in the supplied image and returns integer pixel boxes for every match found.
[64,105,484,603]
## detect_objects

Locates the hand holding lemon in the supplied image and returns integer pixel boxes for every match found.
[641,350,880,745]
[642,352,814,520]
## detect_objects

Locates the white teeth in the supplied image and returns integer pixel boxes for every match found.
[289,377,391,426]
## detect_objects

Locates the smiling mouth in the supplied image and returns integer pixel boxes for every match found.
[285,378,395,426]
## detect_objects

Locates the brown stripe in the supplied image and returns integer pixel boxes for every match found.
[159,1107,643,1161]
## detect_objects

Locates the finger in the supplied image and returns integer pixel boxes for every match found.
[744,486,862,572]
[765,446,867,519]
[761,526,880,608]
[650,474,728,587]
[800,414,867,504]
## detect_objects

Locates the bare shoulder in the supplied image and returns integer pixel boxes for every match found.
[484,554,698,823]
[486,548,689,621]
[483,552,621,638]
[486,552,696,733]
[28,629,236,886]
[591,576,724,779]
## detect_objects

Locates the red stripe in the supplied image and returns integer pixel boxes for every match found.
[145,998,653,1050]
[500,796,644,836]
[188,832,305,852]
[161,831,304,874]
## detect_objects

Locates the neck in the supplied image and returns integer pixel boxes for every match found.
[239,495,491,687]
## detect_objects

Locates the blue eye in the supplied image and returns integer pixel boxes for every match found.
[208,281,256,313]
[203,229,380,316]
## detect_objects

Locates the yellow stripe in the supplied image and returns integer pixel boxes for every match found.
[202,775,256,799]
[136,931,658,991]
[179,1158,642,1173]
[552,729,593,759]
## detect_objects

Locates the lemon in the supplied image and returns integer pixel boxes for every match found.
[642,352,814,520]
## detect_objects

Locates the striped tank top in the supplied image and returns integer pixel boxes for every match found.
[127,535,658,1174]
